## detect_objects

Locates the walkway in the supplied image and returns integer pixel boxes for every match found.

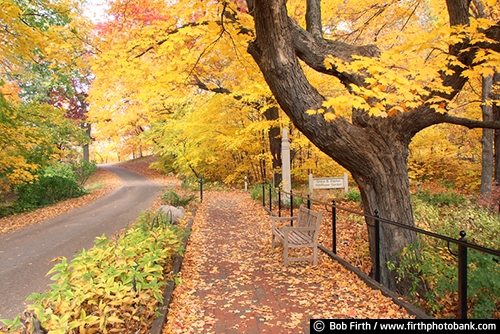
[162,191,412,334]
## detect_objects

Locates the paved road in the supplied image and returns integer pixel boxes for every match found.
[0,165,161,319]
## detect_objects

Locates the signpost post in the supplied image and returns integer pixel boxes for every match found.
[282,128,291,196]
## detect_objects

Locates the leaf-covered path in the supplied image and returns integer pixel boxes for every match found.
[163,191,412,334]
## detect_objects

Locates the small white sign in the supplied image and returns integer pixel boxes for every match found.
[309,173,348,195]
[312,177,345,189]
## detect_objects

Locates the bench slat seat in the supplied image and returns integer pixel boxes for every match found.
[270,205,323,266]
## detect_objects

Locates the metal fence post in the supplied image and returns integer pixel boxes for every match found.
[374,210,381,283]
[262,182,265,208]
[332,199,337,254]
[269,185,272,213]
[307,194,311,209]
[278,188,282,217]
[458,231,468,319]
[199,177,203,203]
[290,189,294,219]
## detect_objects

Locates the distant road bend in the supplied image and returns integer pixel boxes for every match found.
[0,165,161,319]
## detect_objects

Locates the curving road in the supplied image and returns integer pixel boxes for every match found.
[0,165,161,320]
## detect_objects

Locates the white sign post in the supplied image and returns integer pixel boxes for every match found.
[309,172,348,197]
[281,128,291,194]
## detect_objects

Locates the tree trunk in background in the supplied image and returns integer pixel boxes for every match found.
[493,73,500,186]
[83,124,91,163]
[481,75,493,197]
[264,106,282,186]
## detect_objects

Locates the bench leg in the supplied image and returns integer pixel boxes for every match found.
[313,245,318,265]
[283,242,289,267]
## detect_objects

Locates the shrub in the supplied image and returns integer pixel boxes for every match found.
[161,188,196,207]
[14,163,87,210]
[181,177,201,191]
[72,160,98,186]
[346,189,362,203]
[414,189,466,206]
[393,193,500,319]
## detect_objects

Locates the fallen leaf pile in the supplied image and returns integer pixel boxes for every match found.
[163,191,413,334]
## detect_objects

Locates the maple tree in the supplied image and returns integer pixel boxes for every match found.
[247,0,500,291]
[88,0,342,183]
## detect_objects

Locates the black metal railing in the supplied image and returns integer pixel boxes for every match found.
[260,182,500,319]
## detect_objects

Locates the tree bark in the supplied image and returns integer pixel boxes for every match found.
[83,124,91,163]
[494,73,500,185]
[264,106,282,186]
[481,75,493,197]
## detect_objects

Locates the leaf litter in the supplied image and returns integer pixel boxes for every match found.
[162,191,413,334]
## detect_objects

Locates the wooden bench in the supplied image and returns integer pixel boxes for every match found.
[270,205,323,266]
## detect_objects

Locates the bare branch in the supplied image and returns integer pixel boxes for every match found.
[441,113,500,129]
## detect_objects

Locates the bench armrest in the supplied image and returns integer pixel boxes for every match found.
[270,216,297,228]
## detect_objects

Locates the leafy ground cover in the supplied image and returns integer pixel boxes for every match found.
[162,191,413,334]
[1,212,188,333]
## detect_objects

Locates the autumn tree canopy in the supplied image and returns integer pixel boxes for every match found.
[86,0,500,292]
[88,0,344,180]
[0,0,92,193]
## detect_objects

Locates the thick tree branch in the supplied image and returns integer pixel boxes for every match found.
[440,113,500,129]
[289,18,378,89]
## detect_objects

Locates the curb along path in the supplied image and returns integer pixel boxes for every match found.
[162,191,412,334]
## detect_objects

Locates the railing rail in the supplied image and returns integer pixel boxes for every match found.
[260,182,500,319]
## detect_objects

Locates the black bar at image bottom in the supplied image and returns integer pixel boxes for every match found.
[310,319,500,333]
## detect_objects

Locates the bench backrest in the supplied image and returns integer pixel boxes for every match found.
[296,205,323,233]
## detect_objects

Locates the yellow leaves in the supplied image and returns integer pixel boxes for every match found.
[317,9,499,121]
[207,20,220,32]
[106,315,125,324]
